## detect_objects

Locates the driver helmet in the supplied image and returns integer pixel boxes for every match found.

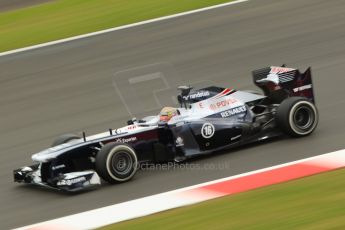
[159,107,178,122]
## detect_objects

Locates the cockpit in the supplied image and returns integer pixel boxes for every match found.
[159,107,179,122]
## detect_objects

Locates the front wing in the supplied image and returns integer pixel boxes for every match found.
[14,164,101,192]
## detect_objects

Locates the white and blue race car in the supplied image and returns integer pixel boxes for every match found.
[14,66,318,192]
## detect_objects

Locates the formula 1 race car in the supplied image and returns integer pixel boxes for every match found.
[13,65,318,192]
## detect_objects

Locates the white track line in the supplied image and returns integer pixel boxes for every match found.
[0,0,248,57]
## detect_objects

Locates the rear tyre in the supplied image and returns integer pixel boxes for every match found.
[276,97,318,137]
[51,134,80,147]
[95,143,138,184]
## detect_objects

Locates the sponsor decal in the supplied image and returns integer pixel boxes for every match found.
[52,164,66,170]
[116,136,137,143]
[270,66,294,74]
[201,123,215,139]
[175,137,184,147]
[173,115,188,121]
[209,98,237,110]
[57,176,86,186]
[293,84,312,92]
[183,91,210,100]
[209,103,217,111]
[127,125,137,130]
[220,105,247,118]
[257,67,295,85]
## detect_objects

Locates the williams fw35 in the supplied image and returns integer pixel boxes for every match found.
[14,66,318,192]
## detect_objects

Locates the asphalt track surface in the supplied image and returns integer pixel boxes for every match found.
[1,0,345,229]
[0,0,52,12]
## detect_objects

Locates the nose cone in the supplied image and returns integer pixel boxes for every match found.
[32,149,54,162]
[31,144,67,162]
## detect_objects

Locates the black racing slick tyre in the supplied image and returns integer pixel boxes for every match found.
[51,134,80,147]
[276,97,318,137]
[95,143,138,184]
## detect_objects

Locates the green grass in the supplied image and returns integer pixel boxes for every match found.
[0,0,235,52]
[100,168,345,230]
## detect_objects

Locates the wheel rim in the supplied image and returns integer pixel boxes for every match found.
[110,151,133,176]
[292,105,315,133]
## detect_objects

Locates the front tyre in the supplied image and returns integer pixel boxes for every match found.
[95,143,138,184]
[276,97,318,137]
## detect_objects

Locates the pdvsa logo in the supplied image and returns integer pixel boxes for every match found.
[201,123,215,139]
[209,98,237,110]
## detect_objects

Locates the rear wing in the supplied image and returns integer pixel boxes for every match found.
[252,65,315,103]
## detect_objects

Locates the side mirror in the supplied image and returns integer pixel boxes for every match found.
[127,117,137,125]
